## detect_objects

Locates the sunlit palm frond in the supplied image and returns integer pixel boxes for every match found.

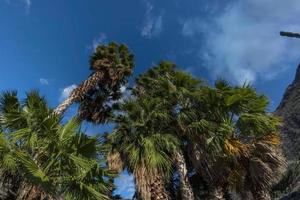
[58,118,79,145]
[224,139,249,158]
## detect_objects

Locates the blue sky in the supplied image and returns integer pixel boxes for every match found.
[1,0,300,198]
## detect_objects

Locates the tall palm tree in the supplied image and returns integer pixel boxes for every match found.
[0,91,111,200]
[106,98,179,200]
[178,80,285,199]
[54,42,134,122]
[132,61,200,200]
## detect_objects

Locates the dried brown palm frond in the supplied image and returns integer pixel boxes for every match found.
[248,157,274,192]
[257,133,281,146]
[252,134,286,171]
[224,138,250,158]
[242,133,286,199]
[227,165,247,195]
[107,151,123,174]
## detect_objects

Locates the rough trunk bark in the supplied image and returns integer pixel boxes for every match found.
[53,71,104,115]
[149,174,169,200]
[135,169,169,200]
[16,183,43,200]
[175,151,195,200]
[0,171,21,200]
[53,94,77,115]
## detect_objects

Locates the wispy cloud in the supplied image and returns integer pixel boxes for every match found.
[59,84,77,102]
[114,171,135,199]
[86,33,107,53]
[92,33,107,51]
[4,0,32,14]
[23,0,31,14]
[182,0,300,84]
[181,18,207,37]
[141,0,163,38]
[39,78,49,85]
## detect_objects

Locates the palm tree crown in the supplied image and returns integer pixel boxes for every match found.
[107,97,179,200]
[0,91,111,200]
[54,42,135,124]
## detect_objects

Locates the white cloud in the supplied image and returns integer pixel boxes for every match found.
[141,0,163,38]
[114,172,135,199]
[107,85,131,107]
[91,33,107,52]
[182,0,300,84]
[59,84,77,102]
[120,85,126,93]
[39,78,49,85]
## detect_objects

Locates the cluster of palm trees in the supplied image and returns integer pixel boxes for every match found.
[0,42,285,200]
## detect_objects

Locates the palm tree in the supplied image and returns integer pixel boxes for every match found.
[128,62,284,199]
[132,61,200,200]
[178,80,285,199]
[54,42,134,122]
[106,97,179,200]
[0,91,111,200]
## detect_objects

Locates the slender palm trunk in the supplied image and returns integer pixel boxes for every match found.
[53,95,77,116]
[53,71,104,115]
[175,151,195,200]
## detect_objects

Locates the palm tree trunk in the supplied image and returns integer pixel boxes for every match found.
[0,171,21,200]
[149,174,169,200]
[16,182,42,200]
[53,95,77,115]
[174,151,195,200]
[53,71,104,115]
[135,169,169,200]
[16,184,49,200]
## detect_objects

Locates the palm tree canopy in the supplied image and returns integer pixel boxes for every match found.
[109,97,179,174]
[77,42,135,123]
[0,91,112,200]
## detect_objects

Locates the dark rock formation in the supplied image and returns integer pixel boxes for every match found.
[275,63,300,160]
